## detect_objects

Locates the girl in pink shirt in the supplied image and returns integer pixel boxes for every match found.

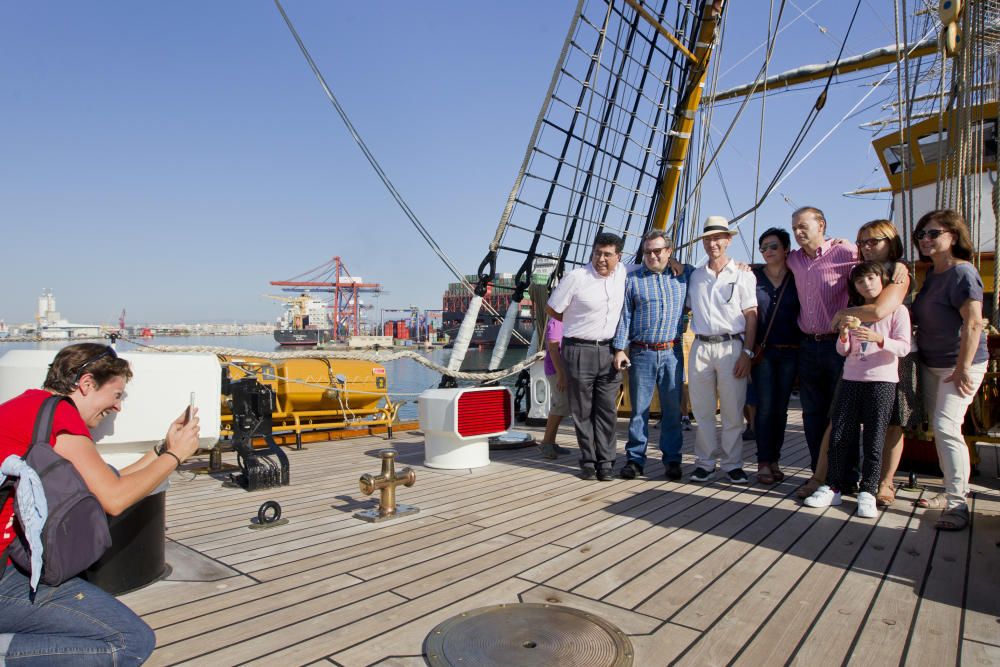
[804,262,911,517]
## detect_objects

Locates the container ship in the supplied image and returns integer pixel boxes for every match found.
[440,261,556,348]
[272,294,333,346]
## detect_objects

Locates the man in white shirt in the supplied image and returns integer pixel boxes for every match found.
[546,232,627,481]
[686,216,758,484]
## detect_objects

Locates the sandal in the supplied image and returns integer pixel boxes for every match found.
[757,466,775,485]
[935,505,970,531]
[769,463,785,483]
[795,477,822,499]
[876,483,896,508]
[915,493,948,510]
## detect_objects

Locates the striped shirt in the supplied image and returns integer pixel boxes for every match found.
[612,264,693,350]
[787,239,857,335]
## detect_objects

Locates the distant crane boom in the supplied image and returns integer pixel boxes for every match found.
[271,256,382,340]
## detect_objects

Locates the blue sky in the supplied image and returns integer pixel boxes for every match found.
[1,1,914,325]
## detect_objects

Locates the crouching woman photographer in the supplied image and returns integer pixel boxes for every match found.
[0,343,201,665]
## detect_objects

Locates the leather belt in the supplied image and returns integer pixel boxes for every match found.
[563,337,613,346]
[695,333,742,344]
[631,339,681,350]
[804,333,838,342]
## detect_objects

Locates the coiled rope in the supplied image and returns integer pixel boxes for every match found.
[127,342,544,383]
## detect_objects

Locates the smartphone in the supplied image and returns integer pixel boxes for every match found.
[183,392,195,425]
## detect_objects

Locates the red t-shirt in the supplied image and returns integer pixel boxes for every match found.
[0,389,91,554]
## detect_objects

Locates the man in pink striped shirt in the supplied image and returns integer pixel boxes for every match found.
[786,206,858,475]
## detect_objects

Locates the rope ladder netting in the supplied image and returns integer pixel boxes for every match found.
[486,0,711,281]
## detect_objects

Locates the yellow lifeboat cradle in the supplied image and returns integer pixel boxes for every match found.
[218,354,408,449]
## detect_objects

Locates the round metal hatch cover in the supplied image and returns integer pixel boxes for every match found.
[424,603,633,667]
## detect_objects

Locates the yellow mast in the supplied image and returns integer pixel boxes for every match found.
[649,0,725,231]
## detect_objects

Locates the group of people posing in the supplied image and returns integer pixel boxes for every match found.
[544,206,987,531]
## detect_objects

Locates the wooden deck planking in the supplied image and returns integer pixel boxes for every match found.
[844,490,939,666]
[904,518,971,665]
[124,408,1000,666]
[728,510,876,664]
[963,445,1000,652]
[792,493,916,665]
[663,487,817,630]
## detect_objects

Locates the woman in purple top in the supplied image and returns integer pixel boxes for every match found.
[911,209,989,530]
[538,317,571,459]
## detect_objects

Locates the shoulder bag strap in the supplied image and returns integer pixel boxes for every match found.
[758,272,791,348]
[26,395,74,457]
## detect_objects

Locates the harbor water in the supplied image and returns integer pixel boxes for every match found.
[0,335,532,421]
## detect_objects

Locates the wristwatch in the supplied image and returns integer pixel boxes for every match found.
[155,440,168,456]
[742,348,755,359]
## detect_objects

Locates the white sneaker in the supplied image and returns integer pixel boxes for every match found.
[803,485,842,508]
[856,492,878,518]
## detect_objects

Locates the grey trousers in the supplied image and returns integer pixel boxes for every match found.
[562,341,620,470]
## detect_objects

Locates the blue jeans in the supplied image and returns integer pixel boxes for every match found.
[0,565,155,665]
[751,346,798,464]
[798,339,845,472]
[625,346,683,467]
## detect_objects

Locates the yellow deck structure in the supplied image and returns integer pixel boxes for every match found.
[219,356,399,443]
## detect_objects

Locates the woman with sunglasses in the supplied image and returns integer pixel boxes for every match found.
[0,343,201,664]
[751,228,801,484]
[910,210,988,531]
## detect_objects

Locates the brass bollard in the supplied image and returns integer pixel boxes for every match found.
[354,449,419,523]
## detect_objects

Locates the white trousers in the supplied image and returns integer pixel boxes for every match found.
[922,361,987,510]
[688,339,747,472]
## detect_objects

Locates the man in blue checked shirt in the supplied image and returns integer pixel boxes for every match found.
[612,230,693,481]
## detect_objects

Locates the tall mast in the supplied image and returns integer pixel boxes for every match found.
[650,0,725,231]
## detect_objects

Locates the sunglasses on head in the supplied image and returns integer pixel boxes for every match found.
[915,228,949,240]
[72,346,118,385]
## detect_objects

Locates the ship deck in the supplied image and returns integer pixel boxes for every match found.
[125,404,1000,666]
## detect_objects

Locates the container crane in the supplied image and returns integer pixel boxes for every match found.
[271,257,382,341]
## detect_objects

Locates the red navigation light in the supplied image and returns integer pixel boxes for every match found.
[456,388,511,437]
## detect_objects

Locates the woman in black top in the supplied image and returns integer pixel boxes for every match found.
[751,227,801,484]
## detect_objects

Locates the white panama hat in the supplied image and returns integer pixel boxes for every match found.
[694,215,739,242]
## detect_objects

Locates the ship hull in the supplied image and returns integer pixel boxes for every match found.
[273,329,327,346]
[440,313,534,348]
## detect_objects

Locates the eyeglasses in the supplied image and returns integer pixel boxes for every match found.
[914,228,949,240]
[759,242,781,252]
[858,237,888,248]
[72,346,118,385]
[643,246,669,256]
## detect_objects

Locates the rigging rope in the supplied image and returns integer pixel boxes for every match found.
[674,0,790,229]
[725,20,940,233]
[751,0,777,261]
[126,339,545,384]
[487,0,585,253]
[271,0,521,344]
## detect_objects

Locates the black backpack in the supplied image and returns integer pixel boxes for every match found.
[1,395,112,586]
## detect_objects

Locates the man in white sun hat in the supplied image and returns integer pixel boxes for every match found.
[686,216,758,484]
